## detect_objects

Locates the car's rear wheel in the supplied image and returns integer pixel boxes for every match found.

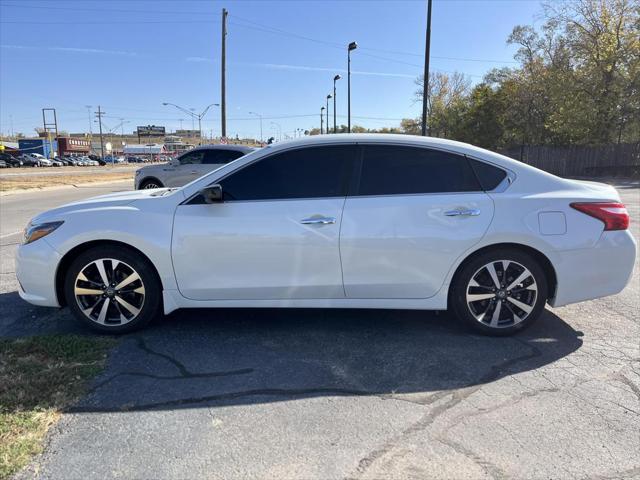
[450,248,548,336]
[64,245,161,333]
[140,179,163,189]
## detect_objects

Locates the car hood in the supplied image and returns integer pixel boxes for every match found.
[30,188,172,224]
[137,163,168,173]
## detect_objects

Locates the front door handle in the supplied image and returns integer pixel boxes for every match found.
[444,208,481,217]
[300,216,336,225]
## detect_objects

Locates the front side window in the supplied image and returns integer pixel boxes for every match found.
[357,145,481,196]
[179,150,205,165]
[219,145,357,201]
[203,150,245,165]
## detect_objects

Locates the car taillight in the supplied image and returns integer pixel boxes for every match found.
[570,202,629,231]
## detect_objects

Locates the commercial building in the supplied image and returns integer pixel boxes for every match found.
[164,135,194,155]
[18,138,57,158]
[57,137,91,156]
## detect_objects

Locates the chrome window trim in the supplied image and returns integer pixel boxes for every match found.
[180,141,516,205]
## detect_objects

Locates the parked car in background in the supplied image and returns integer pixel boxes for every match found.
[105,155,126,164]
[18,154,38,167]
[0,159,7,168]
[0,153,23,167]
[135,144,255,189]
[88,154,104,165]
[16,134,636,335]
[30,154,52,167]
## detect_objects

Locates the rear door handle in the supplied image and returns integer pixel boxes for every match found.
[300,216,336,225]
[444,209,481,217]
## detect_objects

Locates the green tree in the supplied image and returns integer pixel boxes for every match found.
[415,71,471,138]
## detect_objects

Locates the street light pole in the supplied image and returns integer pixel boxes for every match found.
[347,41,357,133]
[249,111,263,143]
[421,0,433,136]
[85,105,93,138]
[333,75,341,133]
[326,95,331,133]
[320,107,325,134]
[270,122,282,141]
[162,102,219,144]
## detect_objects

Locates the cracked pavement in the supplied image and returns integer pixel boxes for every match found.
[1,181,638,479]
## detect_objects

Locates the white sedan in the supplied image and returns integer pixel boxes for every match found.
[15,134,636,335]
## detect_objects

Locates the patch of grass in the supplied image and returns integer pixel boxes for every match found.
[0,335,116,479]
[0,172,133,192]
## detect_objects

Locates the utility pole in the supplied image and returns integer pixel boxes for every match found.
[221,8,228,139]
[421,0,433,136]
[95,106,105,159]
[320,107,325,134]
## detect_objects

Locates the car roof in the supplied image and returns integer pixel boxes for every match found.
[189,144,256,153]
[254,133,568,185]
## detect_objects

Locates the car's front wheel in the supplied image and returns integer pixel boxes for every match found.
[64,245,161,333]
[450,248,548,336]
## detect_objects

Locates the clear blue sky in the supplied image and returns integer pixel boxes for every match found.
[0,0,542,140]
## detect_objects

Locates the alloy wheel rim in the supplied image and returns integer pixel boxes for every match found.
[466,260,537,328]
[143,183,159,189]
[74,258,145,326]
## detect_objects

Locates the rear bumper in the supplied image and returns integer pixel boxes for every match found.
[550,230,637,307]
[15,239,61,308]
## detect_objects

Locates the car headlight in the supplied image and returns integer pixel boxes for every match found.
[23,221,64,245]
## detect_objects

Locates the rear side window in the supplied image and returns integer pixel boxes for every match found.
[357,145,481,195]
[203,150,245,165]
[468,159,507,191]
[220,145,357,201]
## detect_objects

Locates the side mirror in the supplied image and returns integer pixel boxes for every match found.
[200,184,223,204]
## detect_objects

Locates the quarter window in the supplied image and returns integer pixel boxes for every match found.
[357,145,481,195]
[220,146,357,201]
[468,159,507,191]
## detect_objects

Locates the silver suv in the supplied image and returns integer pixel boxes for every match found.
[135,145,255,189]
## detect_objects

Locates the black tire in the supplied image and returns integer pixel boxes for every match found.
[139,178,163,189]
[64,245,162,333]
[450,248,548,336]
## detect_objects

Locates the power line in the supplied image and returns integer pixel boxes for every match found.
[1,19,216,25]
[227,18,484,77]
[229,13,517,65]
[1,10,516,67]
[0,2,218,16]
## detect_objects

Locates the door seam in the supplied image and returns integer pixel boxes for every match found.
[338,195,349,298]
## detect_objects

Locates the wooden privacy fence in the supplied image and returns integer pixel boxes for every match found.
[499,143,640,178]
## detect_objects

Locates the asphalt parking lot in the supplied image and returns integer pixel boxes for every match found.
[1,181,638,480]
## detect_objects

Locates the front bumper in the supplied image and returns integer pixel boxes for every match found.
[550,230,637,307]
[15,238,62,307]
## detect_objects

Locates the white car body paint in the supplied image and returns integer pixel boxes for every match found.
[15,134,636,318]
